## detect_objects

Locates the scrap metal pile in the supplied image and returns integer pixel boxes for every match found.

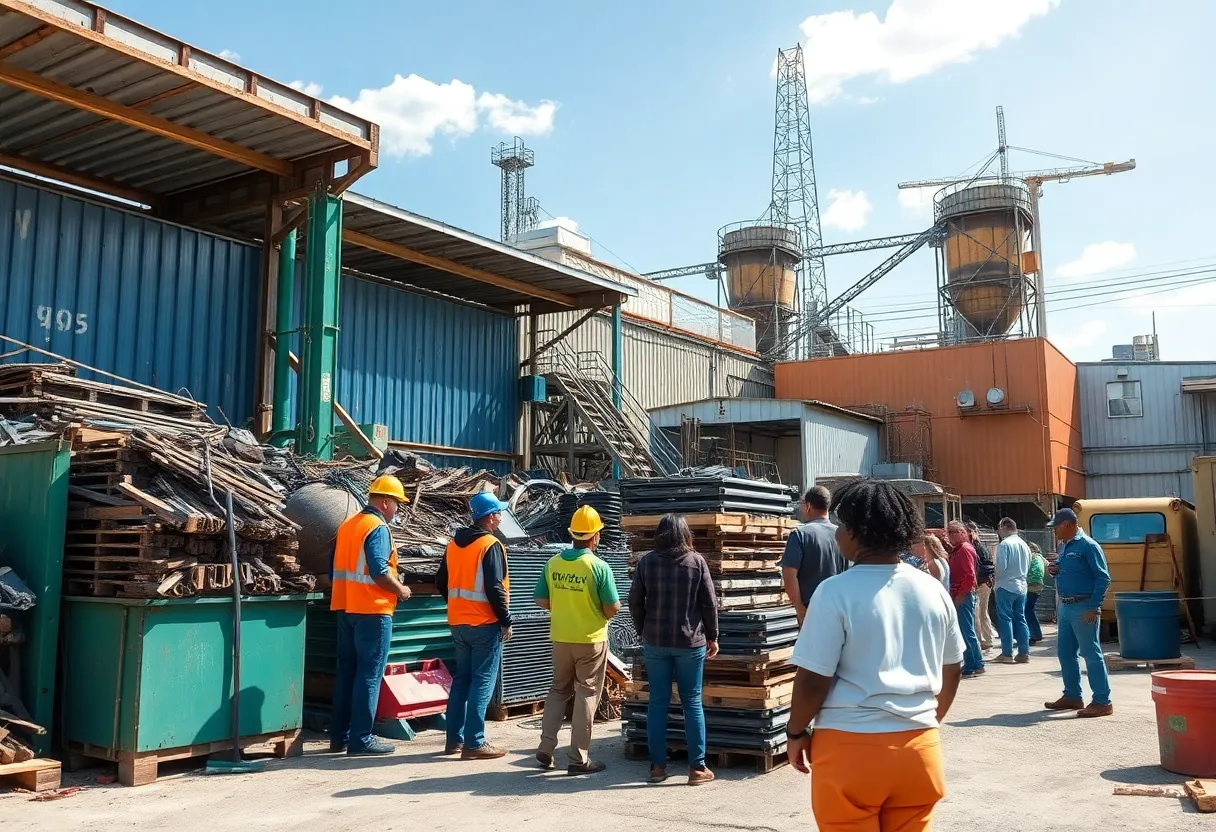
[619,468,798,516]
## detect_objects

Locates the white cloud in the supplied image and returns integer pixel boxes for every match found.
[538,216,579,233]
[289,80,324,98]
[1050,319,1107,356]
[821,189,872,232]
[898,185,938,217]
[312,75,557,158]
[1056,241,1137,279]
[218,49,241,62]
[798,0,1059,104]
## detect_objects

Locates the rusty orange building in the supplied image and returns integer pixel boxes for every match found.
[775,338,1082,521]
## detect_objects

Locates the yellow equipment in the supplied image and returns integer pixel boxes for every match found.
[569,505,604,538]
[368,474,409,503]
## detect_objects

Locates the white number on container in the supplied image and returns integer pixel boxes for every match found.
[36,306,89,335]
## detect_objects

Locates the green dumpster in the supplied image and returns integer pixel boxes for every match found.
[59,594,316,783]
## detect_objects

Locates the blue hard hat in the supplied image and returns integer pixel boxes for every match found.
[1048,507,1078,526]
[470,492,509,521]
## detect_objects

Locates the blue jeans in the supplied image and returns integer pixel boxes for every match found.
[955,592,985,673]
[1057,603,1111,705]
[642,644,707,768]
[996,588,1031,657]
[1025,592,1043,641]
[331,611,392,750]
[446,623,503,750]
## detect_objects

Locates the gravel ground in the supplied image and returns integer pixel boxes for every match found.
[4,626,1210,831]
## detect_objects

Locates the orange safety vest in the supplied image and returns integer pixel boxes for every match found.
[444,534,509,626]
[330,510,398,615]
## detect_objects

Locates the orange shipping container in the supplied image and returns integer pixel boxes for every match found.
[774,338,1083,512]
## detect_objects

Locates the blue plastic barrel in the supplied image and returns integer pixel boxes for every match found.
[1115,591,1182,660]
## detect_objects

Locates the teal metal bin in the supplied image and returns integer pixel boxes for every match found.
[59,595,315,765]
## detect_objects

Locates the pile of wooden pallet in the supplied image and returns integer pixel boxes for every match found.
[622,511,800,773]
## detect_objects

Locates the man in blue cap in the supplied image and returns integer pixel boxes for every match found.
[1044,507,1113,717]
[436,491,514,759]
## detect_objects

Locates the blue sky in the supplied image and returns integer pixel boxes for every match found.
[108,0,1216,362]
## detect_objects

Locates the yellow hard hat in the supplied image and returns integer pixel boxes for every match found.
[569,505,604,538]
[368,474,409,503]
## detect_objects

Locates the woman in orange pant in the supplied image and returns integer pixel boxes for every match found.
[786,479,965,831]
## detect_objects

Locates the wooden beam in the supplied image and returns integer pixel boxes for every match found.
[14,81,199,154]
[0,60,294,176]
[343,229,577,308]
[0,151,157,207]
[0,25,54,60]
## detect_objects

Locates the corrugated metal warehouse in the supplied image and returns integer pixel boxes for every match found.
[1078,360,1216,501]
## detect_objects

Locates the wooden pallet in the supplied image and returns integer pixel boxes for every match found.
[66,729,302,787]
[1185,780,1216,813]
[0,758,61,792]
[623,740,787,774]
[1103,653,1196,672]
[623,513,798,532]
[488,699,546,722]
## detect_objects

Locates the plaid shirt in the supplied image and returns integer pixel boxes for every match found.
[628,548,719,648]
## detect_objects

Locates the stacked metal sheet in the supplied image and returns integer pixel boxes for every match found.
[620,474,796,517]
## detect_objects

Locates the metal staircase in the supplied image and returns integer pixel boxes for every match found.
[534,340,681,479]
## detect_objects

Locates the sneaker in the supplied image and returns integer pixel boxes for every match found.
[1077,702,1114,718]
[994,654,1016,664]
[688,765,715,786]
[648,765,668,784]
[1044,696,1085,711]
[962,671,978,679]
[567,760,607,776]
[442,744,463,756]
[972,666,986,676]
[1015,653,1030,664]
[461,744,508,761]
[347,738,394,756]
[536,751,554,770]
[329,740,347,753]
[1029,638,1043,645]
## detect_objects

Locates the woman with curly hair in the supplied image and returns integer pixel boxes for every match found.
[785,478,965,832]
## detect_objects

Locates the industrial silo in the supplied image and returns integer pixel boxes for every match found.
[718,223,800,356]
[936,182,1035,341]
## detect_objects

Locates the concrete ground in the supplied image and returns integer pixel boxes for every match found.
[4,627,1211,831]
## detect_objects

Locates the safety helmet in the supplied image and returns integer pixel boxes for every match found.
[470,491,509,521]
[569,505,604,538]
[368,474,409,503]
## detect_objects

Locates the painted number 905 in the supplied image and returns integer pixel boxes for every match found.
[36,306,89,335]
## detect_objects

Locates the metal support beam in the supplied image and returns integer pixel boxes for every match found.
[272,228,297,440]
[0,151,156,207]
[0,59,295,176]
[611,303,624,480]
[519,306,601,368]
[342,228,577,307]
[0,24,54,59]
[253,202,281,436]
[298,190,342,458]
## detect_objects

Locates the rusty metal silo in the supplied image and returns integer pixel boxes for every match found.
[718,222,800,356]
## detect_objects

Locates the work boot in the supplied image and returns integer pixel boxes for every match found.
[329,739,347,753]
[347,738,394,756]
[567,760,607,776]
[688,765,716,786]
[1077,702,1114,718]
[442,743,463,756]
[536,751,554,770]
[648,765,668,784]
[994,654,1015,664]
[462,744,507,761]
[1015,653,1030,664]
[1044,696,1085,711]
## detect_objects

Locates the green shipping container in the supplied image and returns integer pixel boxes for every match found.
[59,595,315,754]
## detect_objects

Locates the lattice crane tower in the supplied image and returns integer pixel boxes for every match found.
[491,136,536,242]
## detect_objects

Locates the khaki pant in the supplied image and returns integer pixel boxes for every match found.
[537,641,608,766]
[976,584,995,648]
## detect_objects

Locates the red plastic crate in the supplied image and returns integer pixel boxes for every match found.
[376,659,452,721]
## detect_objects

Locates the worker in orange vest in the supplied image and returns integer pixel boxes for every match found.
[436,491,513,760]
[329,474,413,756]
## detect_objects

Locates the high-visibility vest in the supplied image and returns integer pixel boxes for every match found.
[444,534,509,626]
[330,510,398,615]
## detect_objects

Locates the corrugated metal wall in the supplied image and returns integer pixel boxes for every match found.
[802,404,881,483]
[0,177,260,422]
[1078,361,1216,501]
[339,275,518,466]
[530,310,773,409]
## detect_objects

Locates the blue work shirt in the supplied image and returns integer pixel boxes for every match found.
[329,505,394,581]
[1054,529,1111,610]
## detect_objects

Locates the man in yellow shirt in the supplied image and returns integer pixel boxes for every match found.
[533,505,621,775]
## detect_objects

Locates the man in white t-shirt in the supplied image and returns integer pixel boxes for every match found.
[783,478,964,832]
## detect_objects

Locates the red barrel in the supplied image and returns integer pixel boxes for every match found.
[1152,670,1216,776]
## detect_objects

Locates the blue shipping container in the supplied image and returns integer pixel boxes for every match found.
[0,177,261,423]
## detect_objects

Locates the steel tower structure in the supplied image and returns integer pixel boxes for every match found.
[491,136,536,242]
[764,45,826,356]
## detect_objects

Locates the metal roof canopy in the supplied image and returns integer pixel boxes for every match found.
[649,397,884,426]
[0,0,377,224]
[335,193,634,311]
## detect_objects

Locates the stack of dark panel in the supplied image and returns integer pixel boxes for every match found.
[491,543,565,719]
[621,513,799,773]
[619,473,796,517]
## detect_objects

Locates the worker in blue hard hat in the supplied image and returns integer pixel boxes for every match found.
[436,490,513,760]
[329,474,412,756]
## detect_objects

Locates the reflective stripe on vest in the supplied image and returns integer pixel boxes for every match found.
[444,533,508,627]
[330,510,397,615]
